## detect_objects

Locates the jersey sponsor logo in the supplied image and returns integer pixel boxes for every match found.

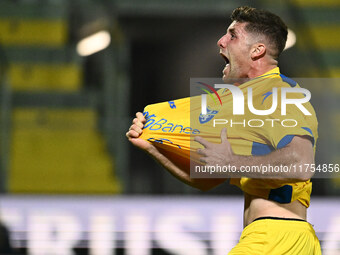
[143,111,200,134]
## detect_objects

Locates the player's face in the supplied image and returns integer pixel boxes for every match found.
[217,21,253,82]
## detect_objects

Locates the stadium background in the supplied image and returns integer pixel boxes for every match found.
[0,0,339,254]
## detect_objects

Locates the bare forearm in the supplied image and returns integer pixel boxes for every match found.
[147,146,191,184]
[147,146,226,191]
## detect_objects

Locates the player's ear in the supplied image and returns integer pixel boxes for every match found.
[251,43,266,60]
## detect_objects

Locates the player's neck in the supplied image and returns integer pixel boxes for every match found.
[247,57,278,78]
[247,64,278,79]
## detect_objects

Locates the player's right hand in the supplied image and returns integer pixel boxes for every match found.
[126,112,145,138]
[126,112,153,151]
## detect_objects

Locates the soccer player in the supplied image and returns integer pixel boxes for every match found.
[126,6,321,254]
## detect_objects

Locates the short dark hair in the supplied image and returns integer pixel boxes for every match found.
[231,6,288,58]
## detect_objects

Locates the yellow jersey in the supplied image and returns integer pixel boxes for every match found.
[140,67,318,207]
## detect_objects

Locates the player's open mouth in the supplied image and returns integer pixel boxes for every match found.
[220,53,229,65]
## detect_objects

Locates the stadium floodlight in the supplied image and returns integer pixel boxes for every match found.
[77,30,111,56]
[284,29,296,51]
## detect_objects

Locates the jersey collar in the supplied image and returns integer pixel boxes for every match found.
[256,67,280,79]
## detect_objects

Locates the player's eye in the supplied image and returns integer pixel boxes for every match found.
[230,33,236,39]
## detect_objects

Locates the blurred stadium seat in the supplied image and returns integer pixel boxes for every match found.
[0,0,122,194]
[9,108,121,193]
[291,0,340,77]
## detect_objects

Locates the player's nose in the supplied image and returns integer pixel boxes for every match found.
[217,34,227,48]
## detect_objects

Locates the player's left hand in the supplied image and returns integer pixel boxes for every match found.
[195,128,235,166]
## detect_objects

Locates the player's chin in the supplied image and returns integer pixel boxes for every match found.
[222,74,229,83]
[222,69,230,82]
